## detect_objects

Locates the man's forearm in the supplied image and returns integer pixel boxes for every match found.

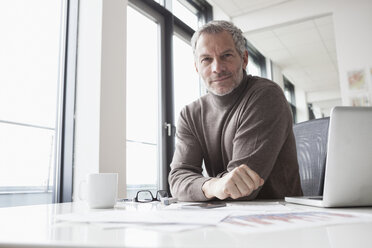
[202,164,264,200]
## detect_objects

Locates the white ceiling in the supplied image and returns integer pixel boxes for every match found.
[208,0,341,105]
[211,0,294,18]
[245,15,339,93]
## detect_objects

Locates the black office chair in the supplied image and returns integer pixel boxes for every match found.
[293,117,330,196]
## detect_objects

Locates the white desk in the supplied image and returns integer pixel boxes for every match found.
[0,201,371,248]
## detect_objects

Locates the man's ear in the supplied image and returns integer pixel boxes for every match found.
[194,62,199,73]
[243,50,248,68]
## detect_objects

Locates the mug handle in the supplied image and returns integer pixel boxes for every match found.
[78,180,87,201]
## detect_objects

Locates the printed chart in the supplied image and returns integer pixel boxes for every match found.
[220,211,372,233]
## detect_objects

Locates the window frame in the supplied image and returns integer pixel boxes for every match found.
[246,39,267,77]
[127,0,212,194]
[0,0,78,205]
[57,0,79,203]
[283,76,297,123]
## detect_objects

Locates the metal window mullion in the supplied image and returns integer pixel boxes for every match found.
[162,12,175,195]
[56,0,79,203]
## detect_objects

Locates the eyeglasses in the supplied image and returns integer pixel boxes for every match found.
[133,190,169,203]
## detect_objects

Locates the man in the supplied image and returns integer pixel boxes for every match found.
[168,20,303,201]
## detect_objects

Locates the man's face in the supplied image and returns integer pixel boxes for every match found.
[194,31,248,96]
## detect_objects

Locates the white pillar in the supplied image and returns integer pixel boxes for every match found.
[74,0,127,200]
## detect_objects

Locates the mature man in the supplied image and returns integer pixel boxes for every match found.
[169,20,303,201]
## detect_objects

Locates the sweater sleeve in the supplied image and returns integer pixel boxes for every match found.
[168,107,211,201]
[227,85,293,199]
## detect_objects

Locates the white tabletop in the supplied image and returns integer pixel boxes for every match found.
[0,201,372,248]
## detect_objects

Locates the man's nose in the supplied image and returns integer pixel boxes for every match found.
[211,58,225,73]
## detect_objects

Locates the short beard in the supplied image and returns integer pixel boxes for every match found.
[207,84,238,96]
[204,69,245,96]
[206,70,243,96]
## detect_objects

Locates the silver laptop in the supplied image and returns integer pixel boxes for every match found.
[285,106,372,207]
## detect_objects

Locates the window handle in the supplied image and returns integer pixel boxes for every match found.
[164,122,174,137]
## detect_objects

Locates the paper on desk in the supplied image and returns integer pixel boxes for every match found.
[94,223,205,232]
[55,209,229,225]
[218,210,372,233]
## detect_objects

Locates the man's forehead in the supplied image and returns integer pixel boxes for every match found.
[195,31,236,55]
[197,31,234,45]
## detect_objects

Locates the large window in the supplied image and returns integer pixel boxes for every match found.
[246,40,267,77]
[0,0,75,207]
[284,77,297,123]
[126,0,211,197]
[173,34,203,126]
[172,0,199,30]
[126,6,160,197]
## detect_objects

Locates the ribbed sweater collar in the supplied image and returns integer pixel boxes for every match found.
[209,71,248,109]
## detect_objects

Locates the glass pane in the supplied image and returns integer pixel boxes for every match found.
[126,142,157,185]
[247,57,262,76]
[126,7,159,196]
[0,2,61,128]
[172,0,199,30]
[173,35,201,126]
[0,124,54,188]
[284,89,292,103]
[0,0,65,207]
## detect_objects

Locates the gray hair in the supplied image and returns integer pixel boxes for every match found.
[191,20,247,58]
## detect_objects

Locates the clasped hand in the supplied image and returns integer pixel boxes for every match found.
[202,164,264,200]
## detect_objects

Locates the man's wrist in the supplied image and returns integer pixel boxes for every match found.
[202,178,218,199]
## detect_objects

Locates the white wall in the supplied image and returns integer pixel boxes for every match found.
[332,0,372,106]
[73,0,127,200]
[99,0,127,198]
[271,63,284,89]
[272,63,308,122]
[295,88,308,122]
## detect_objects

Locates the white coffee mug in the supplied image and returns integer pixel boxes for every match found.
[79,173,118,209]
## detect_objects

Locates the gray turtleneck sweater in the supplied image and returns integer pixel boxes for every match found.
[168,73,303,201]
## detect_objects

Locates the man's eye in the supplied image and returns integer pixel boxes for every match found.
[222,53,232,58]
[201,57,211,63]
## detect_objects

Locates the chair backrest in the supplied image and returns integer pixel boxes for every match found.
[293,117,330,196]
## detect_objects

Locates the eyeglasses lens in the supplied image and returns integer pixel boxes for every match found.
[137,191,154,202]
